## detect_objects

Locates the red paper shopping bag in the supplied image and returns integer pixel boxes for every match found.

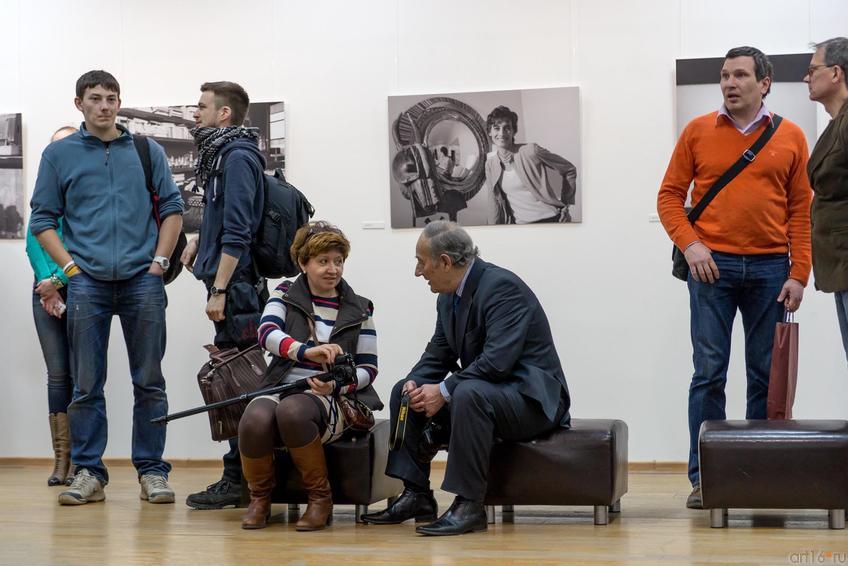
[767,310,799,420]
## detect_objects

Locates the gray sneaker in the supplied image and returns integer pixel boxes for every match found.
[686,485,702,509]
[140,474,175,504]
[58,469,105,505]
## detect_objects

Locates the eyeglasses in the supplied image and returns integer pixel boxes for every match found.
[805,64,836,78]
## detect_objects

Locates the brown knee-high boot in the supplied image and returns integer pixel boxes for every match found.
[288,436,332,531]
[48,413,71,486]
[240,453,275,529]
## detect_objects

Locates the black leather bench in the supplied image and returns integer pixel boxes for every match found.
[699,419,848,529]
[483,418,629,525]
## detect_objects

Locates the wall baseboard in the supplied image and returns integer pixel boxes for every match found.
[628,461,687,473]
[0,457,687,473]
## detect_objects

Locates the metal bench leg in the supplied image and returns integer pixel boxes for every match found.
[355,505,367,524]
[593,505,608,525]
[609,499,621,513]
[710,508,728,528]
[829,509,845,529]
[288,503,300,522]
[486,505,496,524]
[502,505,514,523]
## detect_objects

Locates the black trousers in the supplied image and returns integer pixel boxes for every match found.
[385,377,564,502]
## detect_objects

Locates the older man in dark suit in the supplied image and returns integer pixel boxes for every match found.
[362,221,570,536]
[806,37,848,358]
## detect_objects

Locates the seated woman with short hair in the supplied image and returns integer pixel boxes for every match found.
[238,221,380,531]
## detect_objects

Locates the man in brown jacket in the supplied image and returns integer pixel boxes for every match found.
[806,37,848,358]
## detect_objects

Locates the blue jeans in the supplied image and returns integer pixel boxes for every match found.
[31,289,73,414]
[834,292,848,364]
[66,271,172,484]
[687,252,788,486]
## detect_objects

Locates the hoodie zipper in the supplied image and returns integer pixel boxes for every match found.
[105,141,117,279]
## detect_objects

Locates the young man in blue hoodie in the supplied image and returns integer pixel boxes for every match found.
[180,81,268,509]
[30,70,184,506]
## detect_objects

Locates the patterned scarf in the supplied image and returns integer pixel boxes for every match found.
[191,126,260,186]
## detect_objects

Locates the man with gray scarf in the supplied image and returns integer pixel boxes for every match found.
[181,81,269,509]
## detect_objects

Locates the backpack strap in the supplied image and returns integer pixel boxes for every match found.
[132,135,163,228]
[208,145,264,203]
[133,135,155,195]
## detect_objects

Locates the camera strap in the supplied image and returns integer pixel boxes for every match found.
[389,393,411,451]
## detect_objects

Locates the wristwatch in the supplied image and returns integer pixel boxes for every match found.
[153,255,170,271]
[210,286,228,296]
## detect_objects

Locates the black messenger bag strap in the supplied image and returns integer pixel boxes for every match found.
[687,114,783,224]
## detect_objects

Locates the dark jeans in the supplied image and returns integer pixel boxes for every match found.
[686,252,788,486]
[32,289,73,414]
[205,268,268,482]
[834,291,848,364]
[386,377,565,502]
[66,271,172,484]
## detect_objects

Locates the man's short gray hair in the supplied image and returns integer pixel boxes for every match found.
[811,37,848,87]
[421,221,479,266]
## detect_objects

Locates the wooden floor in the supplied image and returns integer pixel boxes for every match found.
[1,463,846,565]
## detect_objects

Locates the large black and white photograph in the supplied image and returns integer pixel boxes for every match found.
[0,113,24,239]
[117,101,285,233]
[676,54,818,143]
[388,87,580,228]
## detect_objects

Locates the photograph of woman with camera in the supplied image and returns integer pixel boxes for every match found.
[237,221,381,531]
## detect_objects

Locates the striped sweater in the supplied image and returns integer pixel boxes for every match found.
[258,280,378,395]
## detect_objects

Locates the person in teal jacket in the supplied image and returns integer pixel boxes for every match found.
[26,126,77,486]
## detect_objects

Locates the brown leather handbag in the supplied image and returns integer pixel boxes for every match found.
[336,394,374,431]
[197,344,268,441]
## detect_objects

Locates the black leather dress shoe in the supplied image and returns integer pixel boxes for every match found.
[360,488,437,524]
[415,496,487,536]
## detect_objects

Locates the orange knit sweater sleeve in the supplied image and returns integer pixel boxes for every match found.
[657,123,700,251]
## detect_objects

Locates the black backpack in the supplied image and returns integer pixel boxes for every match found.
[213,148,315,279]
[253,169,315,278]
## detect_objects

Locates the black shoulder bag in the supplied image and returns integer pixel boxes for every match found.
[133,135,188,284]
[671,114,783,281]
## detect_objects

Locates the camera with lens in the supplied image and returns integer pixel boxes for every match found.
[330,353,357,389]
[419,418,450,462]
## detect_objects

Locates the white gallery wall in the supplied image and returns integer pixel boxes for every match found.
[1,0,846,463]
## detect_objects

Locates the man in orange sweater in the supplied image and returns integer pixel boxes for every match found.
[657,46,812,510]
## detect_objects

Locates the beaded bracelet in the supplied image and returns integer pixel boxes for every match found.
[49,273,65,289]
